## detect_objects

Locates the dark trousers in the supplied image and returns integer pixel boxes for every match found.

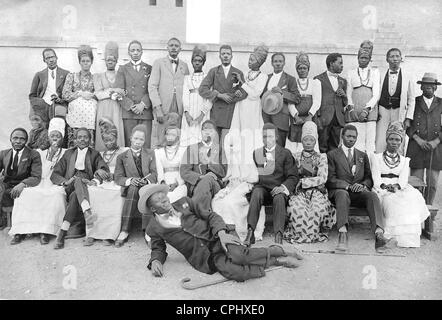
[277,128,287,148]
[191,175,221,212]
[330,189,384,232]
[0,181,16,210]
[317,115,342,153]
[63,176,90,224]
[123,119,152,148]
[121,185,141,232]
[247,186,288,234]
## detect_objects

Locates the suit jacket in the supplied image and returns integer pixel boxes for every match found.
[326,147,373,195]
[379,68,416,122]
[0,146,42,187]
[148,56,189,115]
[114,148,157,194]
[314,71,348,127]
[29,67,70,107]
[199,65,247,129]
[253,144,298,192]
[115,61,153,120]
[180,142,226,190]
[261,71,300,131]
[50,147,109,185]
[147,197,227,275]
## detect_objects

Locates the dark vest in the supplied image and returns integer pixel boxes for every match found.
[132,152,143,177]
[379,70,402,109]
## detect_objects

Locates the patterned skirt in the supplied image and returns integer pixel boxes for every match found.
[284,188,336,243]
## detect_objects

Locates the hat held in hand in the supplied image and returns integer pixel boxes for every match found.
[261,90,283,115]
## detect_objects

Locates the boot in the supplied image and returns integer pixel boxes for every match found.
[54,230,67,250]
[243,227,255,247]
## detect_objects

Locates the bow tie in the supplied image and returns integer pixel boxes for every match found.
[390,71,398,74]
[328,73,339,78]
[170,59,178,64]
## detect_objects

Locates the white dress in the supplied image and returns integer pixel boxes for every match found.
[212,132,266,241]
[9,149,67,236]
[371,152,430,247]
[155,145,188,203]
[230,70,268,166]
[180,72,212,147]
[87,147,128,240]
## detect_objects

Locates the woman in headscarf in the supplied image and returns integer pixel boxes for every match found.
[286,52,321,155]
[284,121,336,243]
[370,121,429,247]
[345,45,380,155]
[180,45,212,147]
[62,45,97,148]
[85,118,128,246]
[94,41,126,151]
[9,117,67,245]
[27,112,50,150]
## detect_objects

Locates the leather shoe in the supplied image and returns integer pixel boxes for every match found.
[40,233,50,245]
[54,230,66,250]
[115,237,128,248]
[243,227,255,247]
[103,239,113,246]
[83,237,95,246]
[336,232,348,251]
[375,233,397,253]
[275,256,301,268]
[10,234,23,245]
[274,231,283,244]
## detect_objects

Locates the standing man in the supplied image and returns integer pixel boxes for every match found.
[406,73,442,205]
[116,40,153,148]
[261,52,301,147]
[314,53,348,153]
[29,48,70,124]
[376,48,416,153]
[199,44,247,145]
[148,38,189,148]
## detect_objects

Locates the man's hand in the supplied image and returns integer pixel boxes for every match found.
[349,183,365,193]
[168,182,178,192]
[271,86,283,95]
[428,138,440,150]
[336,88,346,97]
[130,178,142,187]
[414,135,432,151]
[403,119,411,130]
[155,107,165,124]
[293,114,305,125]
[357,108,369,122]
[185,112,193,126]
[204,172,218,181]
[271,185,286,197]
[95,169,109,181]
[217,93,233,104]
[294,180,302,194]
[81,178,97,186]
[10,183,26,199]
[231,72,243,85]
[131,103,144,115]
[151,260,164,277]
[218,230,242,252]
[63,177,75,187]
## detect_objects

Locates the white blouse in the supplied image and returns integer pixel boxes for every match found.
[347,67,381,110]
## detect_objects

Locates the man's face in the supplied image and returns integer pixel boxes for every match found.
[43,50,58,70]
[49,131,63,147]
[192,56,204,73]
[201,124,217,144]
[272,55,285,74]
[296,65,309,79]
[10,131,27,151]
[263,129,277,149]
[79,56,92,72]
[167,39,181,58]
[219,48,232,66]
[165,129,179,146]
[75,130,90,149]
[387,50,401,70]
[330,57,344,74]
[421,84,436,99]
[129,43,143,62]
[358,56,370,69]
[105,56,117,71]
[130,130,145,150]
[150,192,173,215]
[342,129,358,148]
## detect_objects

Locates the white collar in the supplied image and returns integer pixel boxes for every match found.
[131,148,142,154]
[273,71,283,77]
[48,67,57,73]
[12,148,24,156]
[327,70,339,78]
[222,64,231,70]
[341,145,353,154]
[168,55,179,61]
[131,60,141,66]
[389,68,401,74]
[265,145,276,152]
[77,147,88,154]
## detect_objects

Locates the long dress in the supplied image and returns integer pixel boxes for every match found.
[230,70,268,166]
[284,151,336,243]
[211,132,266,241]
[371,152,430,247]
[9,148,67,236]
[154,145,188,203]
[87,147,128,240]
[93,72,126,151]
[180,72,212,147]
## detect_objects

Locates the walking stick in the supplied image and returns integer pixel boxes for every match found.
[302,249,405,258]
[180,266,284,290]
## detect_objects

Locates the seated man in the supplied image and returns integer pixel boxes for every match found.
[180,120,225,212]
[245,123,298,246]
[0,128,42,239]
[51,127,110,249]
[114,125,157,247]
[326,124,394,252]
[139,184,304,282]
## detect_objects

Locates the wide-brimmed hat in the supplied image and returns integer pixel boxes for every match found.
[138,184,169,214]
[261,90,283,115]
[417,73,441,85]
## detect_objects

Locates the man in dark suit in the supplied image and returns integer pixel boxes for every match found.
[180,120,226,213]
[139,184,303,281]
[199,44,247,145]
[114,125,157,247]
[50,128,110,249]
[327,124,392,252]
[0,128,42,241]
[116,40,153,148]
[314,53,348,153]
[244,123,298,246]
[29,48,70,124]
[261,53,301,147]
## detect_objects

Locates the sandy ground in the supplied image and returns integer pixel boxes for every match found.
[1,183,442,300]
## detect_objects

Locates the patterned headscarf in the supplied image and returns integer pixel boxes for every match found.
[48,117,66,138]
[105,41,119,60]
[296,52,310,70]
[301,121,318,141]
[98,117,118,140]
[386,121,405,141]
[78,45,94,62]
[251,45,269,67]
[191,45,207,64]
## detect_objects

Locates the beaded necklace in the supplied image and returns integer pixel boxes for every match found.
[46,148,63,170]
[297,78,309,92]
[103,147,120,165]
[247,70,261,82]
[357,68,371,86]
[382,151,400,169]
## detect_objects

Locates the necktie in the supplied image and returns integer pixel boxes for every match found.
[12,151,19,173]
[170,59,177,64]
[347,149,353,167]
[133,64,139,72]
[51,70,55,79]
